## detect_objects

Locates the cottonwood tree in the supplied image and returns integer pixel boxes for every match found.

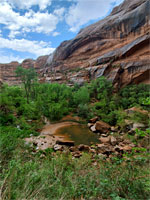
[15,66,37,103]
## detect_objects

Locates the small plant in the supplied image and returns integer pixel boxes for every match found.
[135,128,150,138]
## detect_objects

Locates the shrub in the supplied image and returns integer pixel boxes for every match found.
[73,86,90,106]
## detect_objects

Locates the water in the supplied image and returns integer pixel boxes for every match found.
[54,124,99,145]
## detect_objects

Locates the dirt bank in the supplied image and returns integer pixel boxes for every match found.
[41,121,78,135]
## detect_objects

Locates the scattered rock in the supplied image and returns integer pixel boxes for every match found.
[101,134,108,137]
[69,146,77,152]
[99,136,110,144]
[128,130,135,135]
[87,123,94,128]
[111,126,118,132]
[33,141,38,146]
[123,139,132,145]
[40,154,46,159]
[95,121,111,133]
[89,148,97,154]
[89,117,98,123]
[90,124,97,132]
[78,144,89,151]
[72,151,82,158]
[56,140,74,146]
[110,136,117,146]
[53,144,63,151]
[125,107,148,115]
[120,132,126,135]
[124,120,133,130]
[97,143,105,148]
[103,146,114,156]
[114,145,123,152]
[121,145,132,151]
[132,122,145,130]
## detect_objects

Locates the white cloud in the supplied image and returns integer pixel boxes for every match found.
[0,37,55,57]
[0,51,23,63]
[8,30,20,38]
[0,2,63,36]
[1,0,52,10]
[54,7,65,17]
[66,0,124,32]
[52,32,60,36]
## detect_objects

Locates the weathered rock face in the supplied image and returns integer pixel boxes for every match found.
[0,0,150,86]
[43,0,150,87]
[0,61,21,85]
[0,55,48,85]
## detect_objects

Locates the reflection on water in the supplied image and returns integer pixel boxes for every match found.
[55,124,99,145]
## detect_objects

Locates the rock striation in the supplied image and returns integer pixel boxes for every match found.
[0,0,150,87]
[43,0,150,88]
[0,56,48,85]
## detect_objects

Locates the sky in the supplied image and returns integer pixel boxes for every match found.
[0,0,124,63]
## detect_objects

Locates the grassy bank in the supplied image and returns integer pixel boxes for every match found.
[0,125,150,200]
[1,146,150,200]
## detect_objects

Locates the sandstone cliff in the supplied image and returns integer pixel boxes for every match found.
[0,56,48,85]
[0,0,150,87]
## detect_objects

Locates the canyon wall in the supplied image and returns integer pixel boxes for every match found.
[0,0,150,87]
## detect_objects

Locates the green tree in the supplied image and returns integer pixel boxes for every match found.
[15,66,37,103]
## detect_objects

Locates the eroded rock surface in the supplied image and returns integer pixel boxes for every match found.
[0,0,150,87]
[43,0,150,88]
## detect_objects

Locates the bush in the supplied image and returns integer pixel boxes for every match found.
[119,84,150,109]
[89,76,113,100]
[77,104,90,118]
[73,86,90,106]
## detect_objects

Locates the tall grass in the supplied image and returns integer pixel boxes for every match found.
[0,149,150,200]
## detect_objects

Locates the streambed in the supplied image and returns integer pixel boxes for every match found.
[54,124,99,145]
[25,122,99,150]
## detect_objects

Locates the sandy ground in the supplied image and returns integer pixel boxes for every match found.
[41,121,78,135]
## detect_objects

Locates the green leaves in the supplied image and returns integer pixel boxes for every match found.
[73,86,90,106]
[15,66,37,103]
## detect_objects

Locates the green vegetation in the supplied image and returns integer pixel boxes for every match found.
[0,68,150,199]
[1,149,150,200]
[15,66,37,103]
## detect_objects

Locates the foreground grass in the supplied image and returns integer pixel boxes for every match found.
[0,144,150,200]
[0,126,150,200]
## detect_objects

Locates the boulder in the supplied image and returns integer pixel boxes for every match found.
[97,143,105,148]
[78,144,89,151]
[95,121,111,133]
[110,136,117,146]
[121,145,132,151]
[99,136,110,144]
[89,117,98,123]
[87,123,94,128]
[125,107,148,115]
[132,122,145,130]
[111,126,118,132]
[56,140,74,146]
[90,124,97,132]
[53,144,63,151]
[69,146,77,152]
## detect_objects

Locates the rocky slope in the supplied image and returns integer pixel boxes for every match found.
[0,0,150,87]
